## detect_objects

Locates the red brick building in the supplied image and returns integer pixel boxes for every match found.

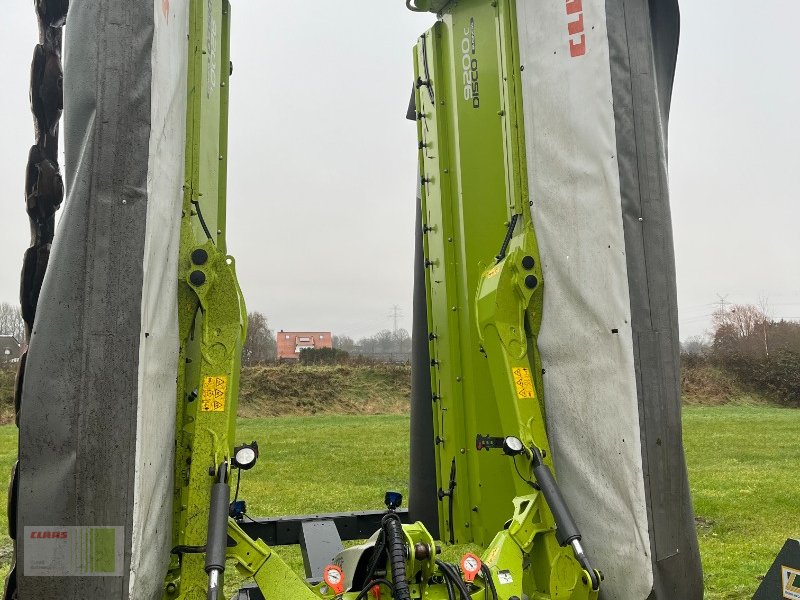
[276,331,333,361]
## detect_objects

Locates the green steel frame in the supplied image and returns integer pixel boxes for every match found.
[413,0,601,597]
[165,0,248,597]
[414,0,542,545]
[162,0,601,598]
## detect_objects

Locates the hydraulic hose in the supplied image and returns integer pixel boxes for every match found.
[382,514,411,600]
[435,560,471,600]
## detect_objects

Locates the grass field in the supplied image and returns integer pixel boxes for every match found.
[0,406,796,599]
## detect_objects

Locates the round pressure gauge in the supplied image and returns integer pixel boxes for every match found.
[460,552,482,583]
[322,564,345,595]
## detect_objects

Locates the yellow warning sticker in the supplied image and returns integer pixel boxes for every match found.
[201,376,227,412]
[486,264,502,279]
[512,367,536,399]
[484,546,500,568]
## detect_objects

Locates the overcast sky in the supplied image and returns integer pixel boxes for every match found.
[0,2,797,341]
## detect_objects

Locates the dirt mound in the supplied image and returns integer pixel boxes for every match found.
[681,362,764,406]
[237,364,411,417]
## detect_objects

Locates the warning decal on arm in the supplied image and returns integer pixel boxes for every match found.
[201,376,227,412]
[512,367,536,399]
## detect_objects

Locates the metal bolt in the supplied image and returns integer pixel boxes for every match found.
[191,248,209,265]
[460,448,466,454]
[189,270,206,286]
[522,255,535,270]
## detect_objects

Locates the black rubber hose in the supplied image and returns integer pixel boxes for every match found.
[436,560,471,600]
[441,568,456,600]
[481,564,498,600]
[383,514,411,600]
[363,528,386,585]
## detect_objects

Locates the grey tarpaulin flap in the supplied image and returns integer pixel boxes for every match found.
[517,0,702,598]
[17,1,188,598]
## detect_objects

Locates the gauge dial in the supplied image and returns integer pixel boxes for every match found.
[325,569,342,585]
[460,552,482,583]
[322,564,345,594]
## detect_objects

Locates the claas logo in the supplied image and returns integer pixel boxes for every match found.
[565,0,587,57]
[30,530,68,539]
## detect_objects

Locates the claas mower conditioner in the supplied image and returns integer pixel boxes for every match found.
[5,0,702,599]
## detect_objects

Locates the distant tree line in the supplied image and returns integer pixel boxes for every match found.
[0,303,25,343]
[683,303,800,405]
[242,311,412,366]
[332,329,411,363]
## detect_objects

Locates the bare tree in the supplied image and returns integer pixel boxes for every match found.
[393,328,411,354]
[681,335,709,356]
[0,302,25,342]
[242,311,276,366]
[332,335,356,352]
[712,303,770,356]
[374,329,394,353]
[712,304,765,341]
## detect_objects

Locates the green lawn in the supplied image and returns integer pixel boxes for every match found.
[0,407,796,599]
[684,406,799,599]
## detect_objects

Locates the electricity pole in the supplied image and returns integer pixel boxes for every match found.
[389,305,403,336]
[716,294,729,315]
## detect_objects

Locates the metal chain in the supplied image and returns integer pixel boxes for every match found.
[4,1,68,597]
